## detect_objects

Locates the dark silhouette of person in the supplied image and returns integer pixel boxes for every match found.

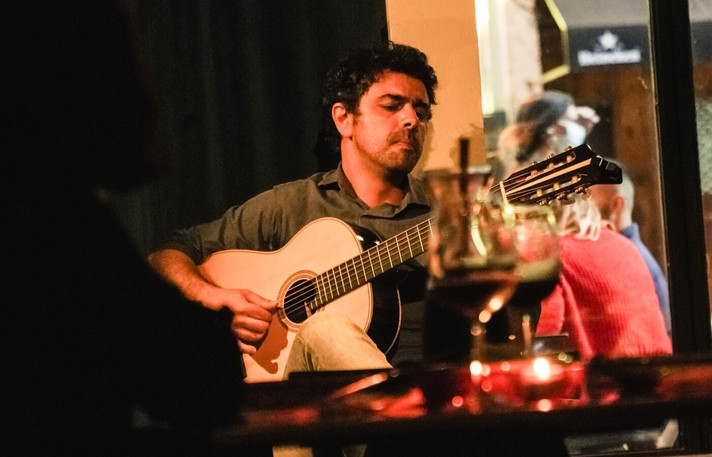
[4,2,247,456]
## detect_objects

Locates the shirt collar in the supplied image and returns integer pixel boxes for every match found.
[317,163,430,209]
[620,222,641,241]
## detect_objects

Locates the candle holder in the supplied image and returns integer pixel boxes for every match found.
[478,355,584,408]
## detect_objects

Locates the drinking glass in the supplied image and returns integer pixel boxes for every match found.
[506,204,561,357]
[425,168,520,363]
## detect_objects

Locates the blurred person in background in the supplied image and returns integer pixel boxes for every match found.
[494,91,671,359]
[497,90,600,179]
[536,196,672,359]
[590,164,672,336]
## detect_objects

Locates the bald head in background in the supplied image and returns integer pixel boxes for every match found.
[590,169,635,233]
[590,165,672,335]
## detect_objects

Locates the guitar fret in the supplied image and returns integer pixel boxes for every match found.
[336,268,342,295]
[330,267,337,298]
[359,253,367,285]
[379,246,385,270]
[421,221,430,251]
[326,268,334,301]
[347,258,355,290]
[376,243,384,274]
[366,249,376,279]
[342,261,348,290]
[318,273,326,305]
[294,218,435,313]
[397,232,404,263]
[405,230,413,257]
[314,275,326,306]
[334,268,340,296]
[326,267,334,299]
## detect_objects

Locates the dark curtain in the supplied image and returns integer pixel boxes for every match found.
[112,0,387,254]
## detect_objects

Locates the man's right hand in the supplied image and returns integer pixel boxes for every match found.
[147,249,278,354]
[205,288,278,354]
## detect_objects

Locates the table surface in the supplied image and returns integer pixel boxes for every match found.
[212,355,712,449]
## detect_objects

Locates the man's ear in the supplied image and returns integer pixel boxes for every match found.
[609,194,627,227]
[332,103,353,138]
[612,194,626,212]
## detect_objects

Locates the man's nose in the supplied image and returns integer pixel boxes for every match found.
[399,104,419,129]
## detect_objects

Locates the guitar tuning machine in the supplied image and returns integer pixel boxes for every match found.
[577,188,592,199]
[556,193,576,205]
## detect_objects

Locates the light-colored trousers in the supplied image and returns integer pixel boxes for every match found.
[275,311,393,457]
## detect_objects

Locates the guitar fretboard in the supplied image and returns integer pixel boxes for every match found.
[310,219,432,310]
[304,144,619,312]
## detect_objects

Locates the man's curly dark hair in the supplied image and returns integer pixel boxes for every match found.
[320,41,438,153]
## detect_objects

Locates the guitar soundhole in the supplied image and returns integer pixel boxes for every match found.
[283,279,316,324]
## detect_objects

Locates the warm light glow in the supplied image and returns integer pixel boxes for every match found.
[532,357,552,381]
[475,0,490,27]
[474,0,491,114]
[470,360,484,376]
[488,296,505,312]
[535,399,554,412]
[451,395,465,408]
[478,309,492,323]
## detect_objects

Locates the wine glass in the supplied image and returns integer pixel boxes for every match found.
[425,169,520,363]
[506,204,561,357]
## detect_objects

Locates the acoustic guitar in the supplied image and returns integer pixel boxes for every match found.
[197,144,621,382]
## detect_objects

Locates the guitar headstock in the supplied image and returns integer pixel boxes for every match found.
[491,144,622,205]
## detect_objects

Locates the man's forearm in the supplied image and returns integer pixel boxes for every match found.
[147,249,223,310]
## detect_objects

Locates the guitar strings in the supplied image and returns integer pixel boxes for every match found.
[280,232,430,316]
[280,221,431,315]
[278,181,548,316]
[279,221,432,316]
[280,160,578,316]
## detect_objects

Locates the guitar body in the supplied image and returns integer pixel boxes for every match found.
[197,217,401,383]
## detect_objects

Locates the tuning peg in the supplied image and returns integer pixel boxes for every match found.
[557,193,575,204]
[577,188,592,199]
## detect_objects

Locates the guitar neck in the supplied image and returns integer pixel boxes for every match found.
[308,145,620,311]
[312,219,433,308]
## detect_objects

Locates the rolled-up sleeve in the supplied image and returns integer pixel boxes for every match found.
[156,189,282,264]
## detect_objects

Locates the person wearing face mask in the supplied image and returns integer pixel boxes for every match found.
[496,90,600,179]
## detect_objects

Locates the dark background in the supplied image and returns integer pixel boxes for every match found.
[112,0,387,254]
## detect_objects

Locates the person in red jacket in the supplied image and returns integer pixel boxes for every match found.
[536,196,672,359]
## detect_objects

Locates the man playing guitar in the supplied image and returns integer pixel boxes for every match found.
[148,41,438,382]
